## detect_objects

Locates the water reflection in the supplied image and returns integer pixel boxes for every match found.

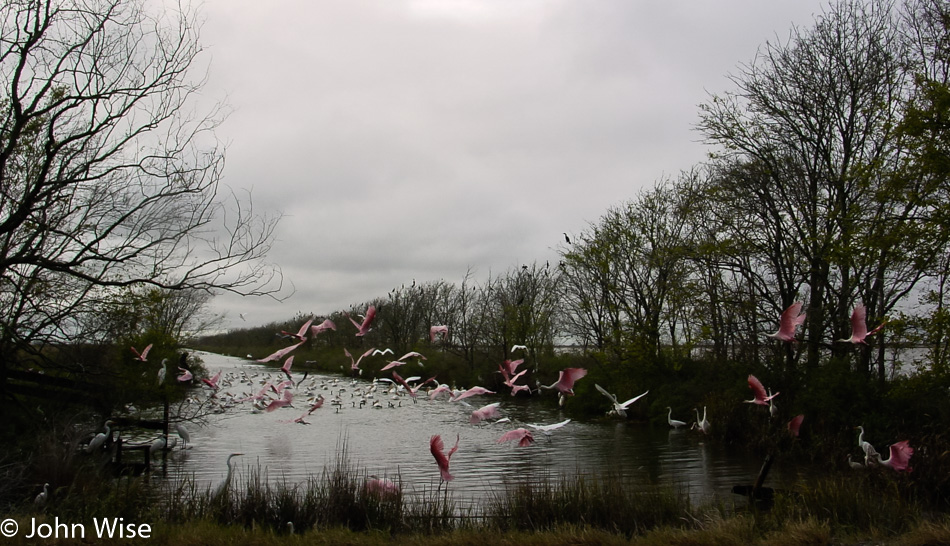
[147,351,798,507]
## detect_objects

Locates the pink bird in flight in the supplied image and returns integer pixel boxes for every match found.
[131,344,152,362]
[346,306,377,337]
[497,428,535,447]
[745,375,779,406]
[429,325,449,342]
[430,434,459,482]
[837,304,887,344]
[767,301,806,342]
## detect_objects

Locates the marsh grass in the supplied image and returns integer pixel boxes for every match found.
[484,472,694,536]
[12,445,950,544]
[767,473,920,535]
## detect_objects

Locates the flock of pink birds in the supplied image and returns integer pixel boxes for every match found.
[132,299,912,494]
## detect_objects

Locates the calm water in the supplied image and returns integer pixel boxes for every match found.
[140,351,801,507]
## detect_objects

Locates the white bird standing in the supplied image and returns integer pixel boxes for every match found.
[212,453,244,499]
[693,407,711,435]
[34,483,49,507]
[666,407,686,429]
[84,420,114,453]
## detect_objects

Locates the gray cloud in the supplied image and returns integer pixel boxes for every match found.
[200,0,830,329]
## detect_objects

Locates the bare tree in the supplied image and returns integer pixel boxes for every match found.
[0,0,281,376]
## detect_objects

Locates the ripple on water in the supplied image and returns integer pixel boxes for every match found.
[149,351,800,507]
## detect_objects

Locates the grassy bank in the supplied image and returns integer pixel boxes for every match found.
[5,452,948,545]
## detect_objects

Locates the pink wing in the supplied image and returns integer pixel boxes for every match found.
[470,403,501,424]
[257,341,305,363]
[497,428,534,447]
[140,344,152,360]
[381,360,406,371]
[391,371,417,397]
[888,440,914,471]
[451,386,495,402]
[296,318,314,339]
[358,306,377,336]
[787,414,804,437]
[430,434,454,481]
[850,305,868,340]
[311,319,336,335]
[557,367,587,391]
[747,375,768,403]
[281,355,294,374]
[781,302,805,336]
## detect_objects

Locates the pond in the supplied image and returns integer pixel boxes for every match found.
[143,351,803,508]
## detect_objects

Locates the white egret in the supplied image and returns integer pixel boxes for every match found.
[212,453,244,499]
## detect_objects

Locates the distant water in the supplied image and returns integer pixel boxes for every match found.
[137,351,804,508]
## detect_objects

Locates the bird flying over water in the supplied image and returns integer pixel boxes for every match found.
[594,383,648,418]
[257,341,305,363]
[541,368,587,396]
[430,434,459,482]
[497,428,535,447]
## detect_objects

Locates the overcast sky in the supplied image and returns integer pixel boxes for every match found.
[196,0,831,330]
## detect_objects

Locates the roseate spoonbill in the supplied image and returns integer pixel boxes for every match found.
[430,325,449,342]
[692,407,710,434]
[280,317,313,341]
[202,370,222,390]
[365,477,400,495]
[594,383,648,418]
[131,344,152,362]
[257,341,305,363]
[380,360,407,371]
[177,367,193,382]
[280,356,294,380]
[428,384,453,401]
[34,483,49,507]
[345,347,374,373]
[397,351,426,362]
[450,386,495,402]
[346,306,376,336]
[540,368,587,397]
[527,418,571,435]
[497,428,535,447]
[667,407,686,429]
[787,414,804,437]
[310,319,337,335]
[767,301,806,342]
[470,402,502,424]
[837,304,887,344]
[868,440,914,471]
[430,434,459,482]
[510,383,531,396]
[84,421,114,453]
[265,390,294,412]
[744,375,779,406]
[212,453,244,499]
